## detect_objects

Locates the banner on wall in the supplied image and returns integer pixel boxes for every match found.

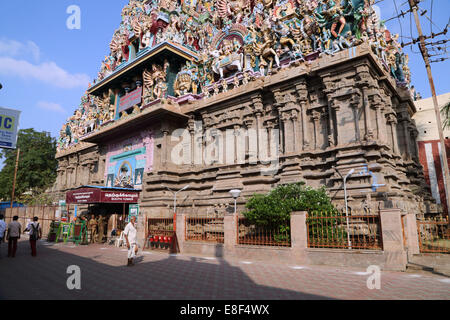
[0,107,21,149]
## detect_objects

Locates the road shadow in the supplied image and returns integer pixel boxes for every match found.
[0,240,333,300]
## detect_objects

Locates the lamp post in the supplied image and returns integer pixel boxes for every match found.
[229,189,241,215]
[334,167,354,249]
[163,184,190,232]
[163,184,190,214]
[343,169,354,249]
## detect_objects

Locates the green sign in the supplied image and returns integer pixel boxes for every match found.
[128,204,139,222]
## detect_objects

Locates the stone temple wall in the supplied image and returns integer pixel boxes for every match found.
[53,45,438,220]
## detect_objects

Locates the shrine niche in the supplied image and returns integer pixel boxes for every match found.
[104,131,154,189]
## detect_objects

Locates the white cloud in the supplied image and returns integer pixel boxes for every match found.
[0,56,90,89]
[37,101,66,114]
[0,38,40,62]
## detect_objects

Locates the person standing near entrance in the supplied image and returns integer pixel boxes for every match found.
[7,216,21,258]
[0,214,7,258]
[123,216,138,266]
[24,217,42,257]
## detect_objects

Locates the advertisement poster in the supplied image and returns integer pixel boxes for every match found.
[128,204,139,223]
[0,107,21,149]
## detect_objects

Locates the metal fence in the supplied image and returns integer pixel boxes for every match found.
[146,217,176,252]
[417,217,450,254]
[237,217,291,247]
[185,217,224,243]
[307,211,383,250]
[4,206,59,240]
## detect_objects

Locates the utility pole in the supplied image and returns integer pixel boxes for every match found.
[10,148,20,209]
[408,0,450,220]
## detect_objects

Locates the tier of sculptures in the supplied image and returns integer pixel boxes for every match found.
[58,0,413,153]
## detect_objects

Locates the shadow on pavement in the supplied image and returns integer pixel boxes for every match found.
[0,240,333,300]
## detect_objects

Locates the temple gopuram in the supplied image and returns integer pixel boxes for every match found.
[53,0,439,243]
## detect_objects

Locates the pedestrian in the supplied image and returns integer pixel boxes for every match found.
[7,216,21,258]
[123,216,138,267]
[0,214,7,258]
[24,217,42,257]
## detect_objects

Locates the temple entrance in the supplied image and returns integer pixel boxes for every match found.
[66,186,141,245]
[86,203,130,244]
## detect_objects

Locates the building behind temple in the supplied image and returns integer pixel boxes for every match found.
[51,0,440,245]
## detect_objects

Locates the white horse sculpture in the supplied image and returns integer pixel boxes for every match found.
[210,49,244,78]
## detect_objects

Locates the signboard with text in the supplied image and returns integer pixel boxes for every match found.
[118,87,142,113]
[0,107,21,149]
[66,188,140,204]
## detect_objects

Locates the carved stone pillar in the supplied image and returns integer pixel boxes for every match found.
[387,114,399,154]
[312,110,321,150]
[295,81,310,150]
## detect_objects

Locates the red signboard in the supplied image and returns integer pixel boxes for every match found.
[100,191,140,203]
[118,87,142,113]
[66,188,140,204]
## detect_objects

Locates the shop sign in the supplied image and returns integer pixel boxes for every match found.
[118,87,142,113]
[66,189,101,204]
[100,191,140,203]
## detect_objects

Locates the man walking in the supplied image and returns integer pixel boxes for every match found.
[7,216,21,258]
[25,217,42,257]
[0,214,7,258]
[123,216,138,266]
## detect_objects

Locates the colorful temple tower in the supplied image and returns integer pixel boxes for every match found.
[53,0,438,245]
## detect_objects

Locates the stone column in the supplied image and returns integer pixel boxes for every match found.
[176,213,186,253]
[362,87,374,141]
[223,212,237,258]
[312,110,320,150]
[387,114,399,154]
[403,212,420,256]
[291,211,308,250]
[380,209,407,271]
[295,82,310,150]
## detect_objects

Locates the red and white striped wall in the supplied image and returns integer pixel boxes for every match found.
[417,139,450,214]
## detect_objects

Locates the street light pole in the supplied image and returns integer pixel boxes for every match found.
[163,184,190,214]
[10,148,20,209]
[408,0,450,221]
[343,169,354,249]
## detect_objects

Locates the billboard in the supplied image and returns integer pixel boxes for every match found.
[0,107,21,149]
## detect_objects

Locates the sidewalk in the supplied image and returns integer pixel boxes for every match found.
[0,240,448,300]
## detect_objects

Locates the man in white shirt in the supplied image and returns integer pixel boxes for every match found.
[25,216,42,257]
[7,216,21,258]
[123,216,138,267]
[0,214,7,258]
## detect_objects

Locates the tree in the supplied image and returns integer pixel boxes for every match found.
[0,129,57,202]
[441,100,450,129]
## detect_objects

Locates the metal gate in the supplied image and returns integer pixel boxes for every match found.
[417,217,450,254]
[145,217,177,253]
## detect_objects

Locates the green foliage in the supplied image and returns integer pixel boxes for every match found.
[0,129,57,202]
[243,183,337,243]
[441,101,450,130]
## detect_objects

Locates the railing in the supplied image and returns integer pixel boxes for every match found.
[307,211,383,251]
[146,217,176,252]
[185,217,224,243]
[237,217,291,247]
[417,217,450,254]
[5,206,59,240]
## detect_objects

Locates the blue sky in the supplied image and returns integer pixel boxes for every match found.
[0,0,449,141]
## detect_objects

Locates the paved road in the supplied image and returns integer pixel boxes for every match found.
[0,240,449,300]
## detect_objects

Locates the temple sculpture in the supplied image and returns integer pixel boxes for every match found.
[52,0,439,239]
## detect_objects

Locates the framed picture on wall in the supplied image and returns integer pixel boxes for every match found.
[106,174,115,188]
[134,168,144,186]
